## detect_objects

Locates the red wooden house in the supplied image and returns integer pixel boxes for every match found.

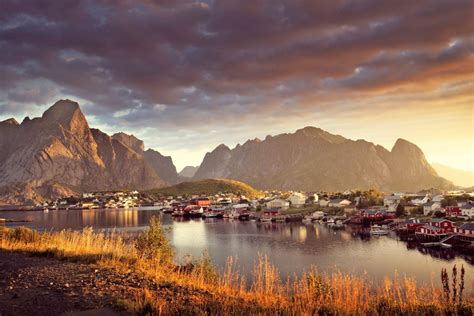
[359,209,386,219]
[416,219,454,236]
[445,206,462,217]
[191,197,211,207]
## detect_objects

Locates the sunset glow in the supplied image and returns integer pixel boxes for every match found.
[0,1,473,171]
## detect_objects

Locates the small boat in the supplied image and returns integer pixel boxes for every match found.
[370,225,389,235]
[238,213,250,221]
[202,212,218,218]
[260,216,272,223]
[326,218,335,225]
[332,220,345,229]
[43,208,49,213]
[273,215,286,223]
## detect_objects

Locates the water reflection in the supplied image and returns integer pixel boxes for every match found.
[1,208,473,286]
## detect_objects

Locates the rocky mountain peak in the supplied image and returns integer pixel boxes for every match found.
[391,138,423,156]
[112,132,145,153]
[214,144,231,152]
[295,126,347,144]
[1,118,19,126]
[41,99,89,135]
[194,127,451,191]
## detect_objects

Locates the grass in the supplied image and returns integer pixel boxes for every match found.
[146,178,261,199]
[1,222,473,315]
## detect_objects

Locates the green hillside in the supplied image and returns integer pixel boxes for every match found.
[148,179,261,198]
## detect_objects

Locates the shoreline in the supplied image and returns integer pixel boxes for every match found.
[1,225,473,315]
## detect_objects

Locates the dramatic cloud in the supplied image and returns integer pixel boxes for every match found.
[0,0,473,170]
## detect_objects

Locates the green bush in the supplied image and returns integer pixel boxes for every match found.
[135,216,174,265]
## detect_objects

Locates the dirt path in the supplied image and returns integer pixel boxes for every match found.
[0,251,155,315]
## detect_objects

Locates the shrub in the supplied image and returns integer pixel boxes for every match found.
[9,227,40,243]
[135,216,173,265]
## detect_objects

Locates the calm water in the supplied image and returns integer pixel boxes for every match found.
[2,207,473,288]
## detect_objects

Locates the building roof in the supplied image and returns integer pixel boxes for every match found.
[430,218,452,223]
[461,202,474,209]
[405,219,426,224]
[459,223,474,230]
[384,195,401,200]
[330,198,350,204]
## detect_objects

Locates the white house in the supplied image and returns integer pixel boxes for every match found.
[411,195,430,206]
[328,199,352,208]
[265,198,290,211]
[289,192,306,208]
[383,195,402,207]
[319,198,330,207]
[423,201,442,216]
[461,203,474,219]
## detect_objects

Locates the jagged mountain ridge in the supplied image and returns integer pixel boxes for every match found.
[194,126,452,192]
[0,100,178,205]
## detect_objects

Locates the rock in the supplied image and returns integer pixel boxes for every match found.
[0,99,179,205]
[194,126,452,192]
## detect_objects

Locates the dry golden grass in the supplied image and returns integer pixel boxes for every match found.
[1,225,472,315]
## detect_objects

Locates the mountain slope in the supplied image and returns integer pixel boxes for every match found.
[0,99,178,205]
[194,126,452,192]
[431,163,474,187]
[179,166,199,178]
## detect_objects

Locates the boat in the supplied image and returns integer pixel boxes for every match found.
[332,220,345,229]
[326,218,335,225]
[202,210,220,218]
[370,224,389,235]
[43,208,49,213]
[273,215,286,223]
[238,213,250,221]
[224,210,240,219]
[260,216,272,223]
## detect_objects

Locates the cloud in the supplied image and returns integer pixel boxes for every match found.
[0,0,473,169]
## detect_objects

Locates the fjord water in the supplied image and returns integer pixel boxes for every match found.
[2,207,473,286]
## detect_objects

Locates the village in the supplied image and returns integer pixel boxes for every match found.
[24,187,474,252]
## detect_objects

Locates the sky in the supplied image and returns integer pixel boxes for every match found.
[0,0,473,172]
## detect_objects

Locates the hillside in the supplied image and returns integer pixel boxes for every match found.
[431,163,474,188]
[147,179,260,198]
[194,127,452,192]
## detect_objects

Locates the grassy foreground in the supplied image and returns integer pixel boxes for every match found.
[0,220,472,315]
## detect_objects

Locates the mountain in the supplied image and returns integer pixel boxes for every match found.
[147,179,260,199]
[431,163,474,188]
[194,126,452,192]
[178,166,199,178]
[0,99,178,205]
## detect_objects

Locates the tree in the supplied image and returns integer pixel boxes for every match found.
[395,204,406,217]
[434,210,445,218]
[136,216,174,265]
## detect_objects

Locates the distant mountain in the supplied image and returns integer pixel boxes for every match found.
[194,126,452,192]
[178,166,199,178]
[147,179,260,199]
[0,99,178,205]
[431,163,474,188]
